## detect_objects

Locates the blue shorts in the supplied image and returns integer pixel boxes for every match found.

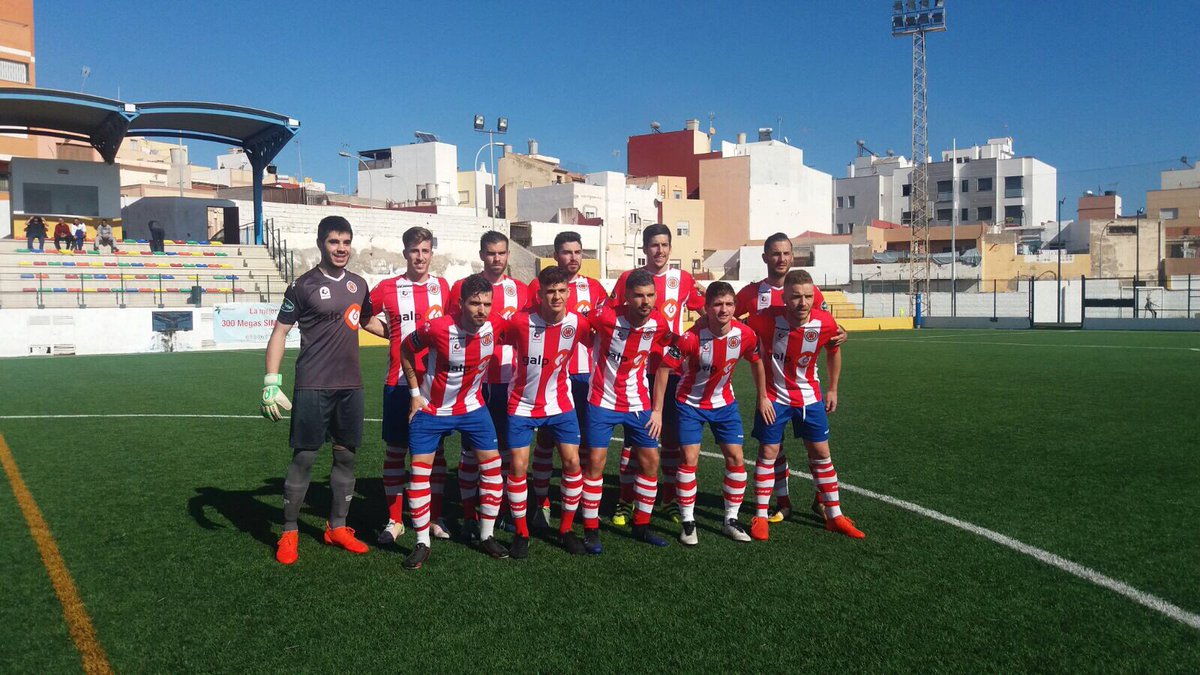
[483,382,510,452]
[410,406,498,456]
[676,400,746,446]
[586,403,658,450]
[509,411,581,449]
[751,401,831,445]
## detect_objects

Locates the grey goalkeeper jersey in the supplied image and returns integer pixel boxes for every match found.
[277,266,374,390]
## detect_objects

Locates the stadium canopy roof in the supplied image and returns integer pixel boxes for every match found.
[0,87,300,244]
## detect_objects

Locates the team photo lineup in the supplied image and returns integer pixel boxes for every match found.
[260,215,861,569]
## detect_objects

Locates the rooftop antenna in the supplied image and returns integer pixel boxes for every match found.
[80,66,91,92]
[708,111,716,137]
[1182,155,1194,168]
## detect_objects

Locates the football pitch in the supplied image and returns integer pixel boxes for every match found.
[1,328,1198,672]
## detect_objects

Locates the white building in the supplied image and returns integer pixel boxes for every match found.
[834,137,1057,235]
[355,139,459,206]
[517,170,659,272]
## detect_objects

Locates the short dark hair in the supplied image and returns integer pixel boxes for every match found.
[625,269,654,292]
[705,281,735,303]
[459,274,493,303]
[553,230,582,253]
[402,226,433,249]
[784,269,814,287]
[764,232,791,253]
[642,223,671,248]
[317,215,353,241]
[480,230,508,251]
[537,265,571,289]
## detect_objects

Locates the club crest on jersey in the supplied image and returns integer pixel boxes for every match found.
[346,280,358,293]
[319,286,331,300]
[428,283,441,295]
[343,304,361,329]
[504,285,516,297]
[804,329,818,342]
[640,331,653,343]
[729,335,740,349]
[481,332,493,347]
[281,298,295,313]
[666,275,679,290]
[562,325,576,339]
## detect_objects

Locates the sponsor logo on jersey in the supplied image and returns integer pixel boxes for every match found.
[346,280,358,293]
[343,303,362,330]
[701,340,712,352]
[532,330,544,341]
[804,329,818,342]
[616,330,627,341]
[561,324,576,340]
[281,298,295,313]
[452,339,463,352]
[759,293,771,307]
[575,300,592,315]
[427,304,444,320]
[662,299,679,319]
[319,286,331,300]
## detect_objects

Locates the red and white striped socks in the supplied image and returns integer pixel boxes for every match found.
[754,457,777,518]
[676,464,698,522]
[506,474,530,537]
[581,475,604,530]
[618,446,638,504]
[723,462,747,520]
[382,445,407,523]
[477,456,504,540]
[559,469,583,534]
[633,473,658,526]
[809,457,842,518]
[774,451,791,500]
[660,446,680,505]
[408,461,433,546]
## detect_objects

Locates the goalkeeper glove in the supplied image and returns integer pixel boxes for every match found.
[261,373,293,421]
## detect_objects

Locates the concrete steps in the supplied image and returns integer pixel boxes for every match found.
[823,290,864,319]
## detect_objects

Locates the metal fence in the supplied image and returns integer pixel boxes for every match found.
[849,277,1033,320]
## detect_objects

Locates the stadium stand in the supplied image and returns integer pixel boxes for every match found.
[0,238,288,309]
[822,289,864,319]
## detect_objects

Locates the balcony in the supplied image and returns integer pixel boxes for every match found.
[936,191,953,202]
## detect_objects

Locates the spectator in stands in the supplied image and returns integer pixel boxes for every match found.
[148,220,166,253]
[54,218,73,251]
[94,219,119,253]
[73,219,86,251]
[25,215,46,252]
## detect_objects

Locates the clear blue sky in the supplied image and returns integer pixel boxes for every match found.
[33,0,1200,219]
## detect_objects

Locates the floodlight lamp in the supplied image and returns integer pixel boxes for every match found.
[920,0,929,8]
[893,1,902,11]
[497,117,508,133]
[934,0,944,7]
[906,0,916,10]
[474,115,485,131]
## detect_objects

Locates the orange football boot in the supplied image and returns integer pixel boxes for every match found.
[324,523,369,554]
[825,515,865,539]
[276,530,299,565]
[750,516,770,541]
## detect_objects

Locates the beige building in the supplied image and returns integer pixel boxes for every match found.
[1086,217,1164,281]
[627,175,706,276]
[1146,166,1200,276]
[980,231,1091,282]
[497,140,581,222]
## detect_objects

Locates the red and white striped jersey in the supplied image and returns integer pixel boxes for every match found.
[611,267,705,335]
[404,315,497,416]
[449,275,530,385]
[587,306,675,412]
[369,274,451,385]
[527,274,606,375]
[747,309,840,408]
[735,279,826,318]
[664,320,761,409]
[499,310,590,418]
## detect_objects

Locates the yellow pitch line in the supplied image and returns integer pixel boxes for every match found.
[0,434,113,675]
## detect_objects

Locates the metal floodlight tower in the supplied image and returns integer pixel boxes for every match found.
[892,0,946,321]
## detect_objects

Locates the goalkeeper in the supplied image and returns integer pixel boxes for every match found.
[261,216,375,565]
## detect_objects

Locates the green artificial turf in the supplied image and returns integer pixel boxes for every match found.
[0,329,1198,672]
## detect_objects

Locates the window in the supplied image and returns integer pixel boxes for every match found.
[836,196,844,208]
[847,195,855,208]
[0,172,9,192]
[692,259,701,271]
[936,180,953,202]
[1004,205,1023,224]
[961,180,969,193]
[1004,176,1023,198]
[978,177,993,192]
[583,207,597,218]
[0,59,29,84]
[458,190,470,203]
[672,190,683,200]
[936,208,953,222]
[676,220,690,236]
[977,206,993,221]
[669,259,681,270]
[636,256,646,267]
[902,210,912,225]
[628,209,639,224]
[961,208,969,222]
[1160,208,1178,220]
[902,184,912,197]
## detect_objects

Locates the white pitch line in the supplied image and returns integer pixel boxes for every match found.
[0,412,1196,631]
[697,449,1200,631]
[858,338,1199,351]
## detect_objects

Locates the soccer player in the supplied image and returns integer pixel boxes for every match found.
[608,223,705,525]
[448,231,530,537]
[262,215,374,565]
[746,269,864,541]
[583,270,677,551]
[399,274,505,569]
[734,231,846,524]
[524,231,606,528]
[363,226,452,545]
[498,266,592,557]
[653,282,770,545]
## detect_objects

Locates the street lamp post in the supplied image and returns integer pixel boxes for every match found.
[1057,197,1066,323]
[474,115,508,231]
[338,150,374,201]
[1135,207,1144,317]
[473,141,504,218]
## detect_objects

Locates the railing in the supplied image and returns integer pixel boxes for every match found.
[262,218,295,285]
[0,270,286,309]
